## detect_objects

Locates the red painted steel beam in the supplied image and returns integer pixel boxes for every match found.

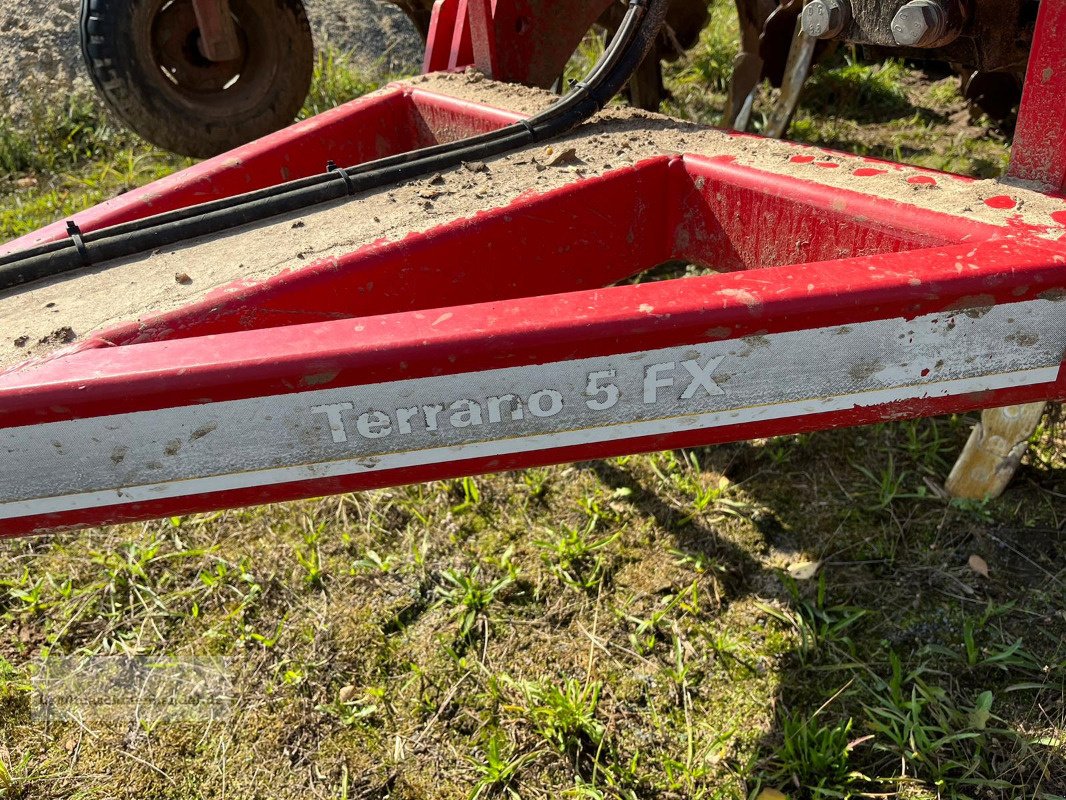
[1009,0,1066,191]
[2,230,1064,536]
[467,0,499,77]
[425,1,462,72]
[422,0,614,87]
[4,0,1066,536]
[0,88,521,258]
[31,154,1004,357]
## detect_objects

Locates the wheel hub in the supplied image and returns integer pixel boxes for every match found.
[151,0,248,93]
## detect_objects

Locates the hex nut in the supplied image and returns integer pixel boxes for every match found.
[800,0,850,39]
[890,0,947,47]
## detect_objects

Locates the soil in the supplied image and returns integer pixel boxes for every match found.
[3,70,1066,370]
[0,0,423,122]
[405,70,560,116]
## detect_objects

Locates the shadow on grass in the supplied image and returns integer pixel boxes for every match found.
[583,417,1065,796]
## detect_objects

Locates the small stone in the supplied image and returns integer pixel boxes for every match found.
[787,560,822,580]
[544,146,580,166]
[16,176,37,189]
[175,272,192,285]
[338,685,358,703]
[429,173,445,185]
[968,554,990,578]
[462,160,488,173]
[40,327,75,345]
[291,220,305,229]
[13,335,28,347]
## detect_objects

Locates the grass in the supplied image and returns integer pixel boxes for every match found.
[0,49,382,243]
[662,16,1012,177]
[0,7,1062,799]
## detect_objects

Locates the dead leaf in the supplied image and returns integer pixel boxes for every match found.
[968,554,989,578]
[339,684,358,703]
[756,789,789,800]
[16,176,38,188]
[787,560,822,580]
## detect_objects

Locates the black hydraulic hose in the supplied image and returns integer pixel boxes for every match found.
[0,0,668,291]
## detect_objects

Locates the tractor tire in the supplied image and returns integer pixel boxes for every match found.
[80,0,314,158]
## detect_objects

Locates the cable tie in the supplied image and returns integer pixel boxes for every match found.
[65,220,90,266]
[326,160,356,196]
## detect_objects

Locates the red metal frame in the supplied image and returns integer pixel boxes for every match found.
[1,2,1064,536]
[1007,0,1066,192]
[424,0,614,86]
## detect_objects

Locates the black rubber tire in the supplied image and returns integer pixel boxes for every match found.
[80,0,314,158]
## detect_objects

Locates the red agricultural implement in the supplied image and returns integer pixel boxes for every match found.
[0,0,1063,537]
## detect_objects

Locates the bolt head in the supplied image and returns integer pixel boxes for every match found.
[801,0,848,38]
[891,0,945,47]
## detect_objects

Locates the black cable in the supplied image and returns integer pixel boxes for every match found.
[0,0,667,291]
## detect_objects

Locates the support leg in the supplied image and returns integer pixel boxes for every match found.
[946,0,1065,499]
[762,23,816,138]
[945,404,1047,500]
[626,50,667,111]
[724,51,763,129]
[191,0,240,62]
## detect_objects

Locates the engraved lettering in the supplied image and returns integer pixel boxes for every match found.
[311,352,729,446]
[310,402,352,443]
[423,404,443,431]
[396,406,419,434]
[356,410,392,439]
[585,369,619,410]
[680,356,725,398]
[449,399,483,428]
[643,362,675,403]
[487,394,524,423]
[528,389,563,417]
